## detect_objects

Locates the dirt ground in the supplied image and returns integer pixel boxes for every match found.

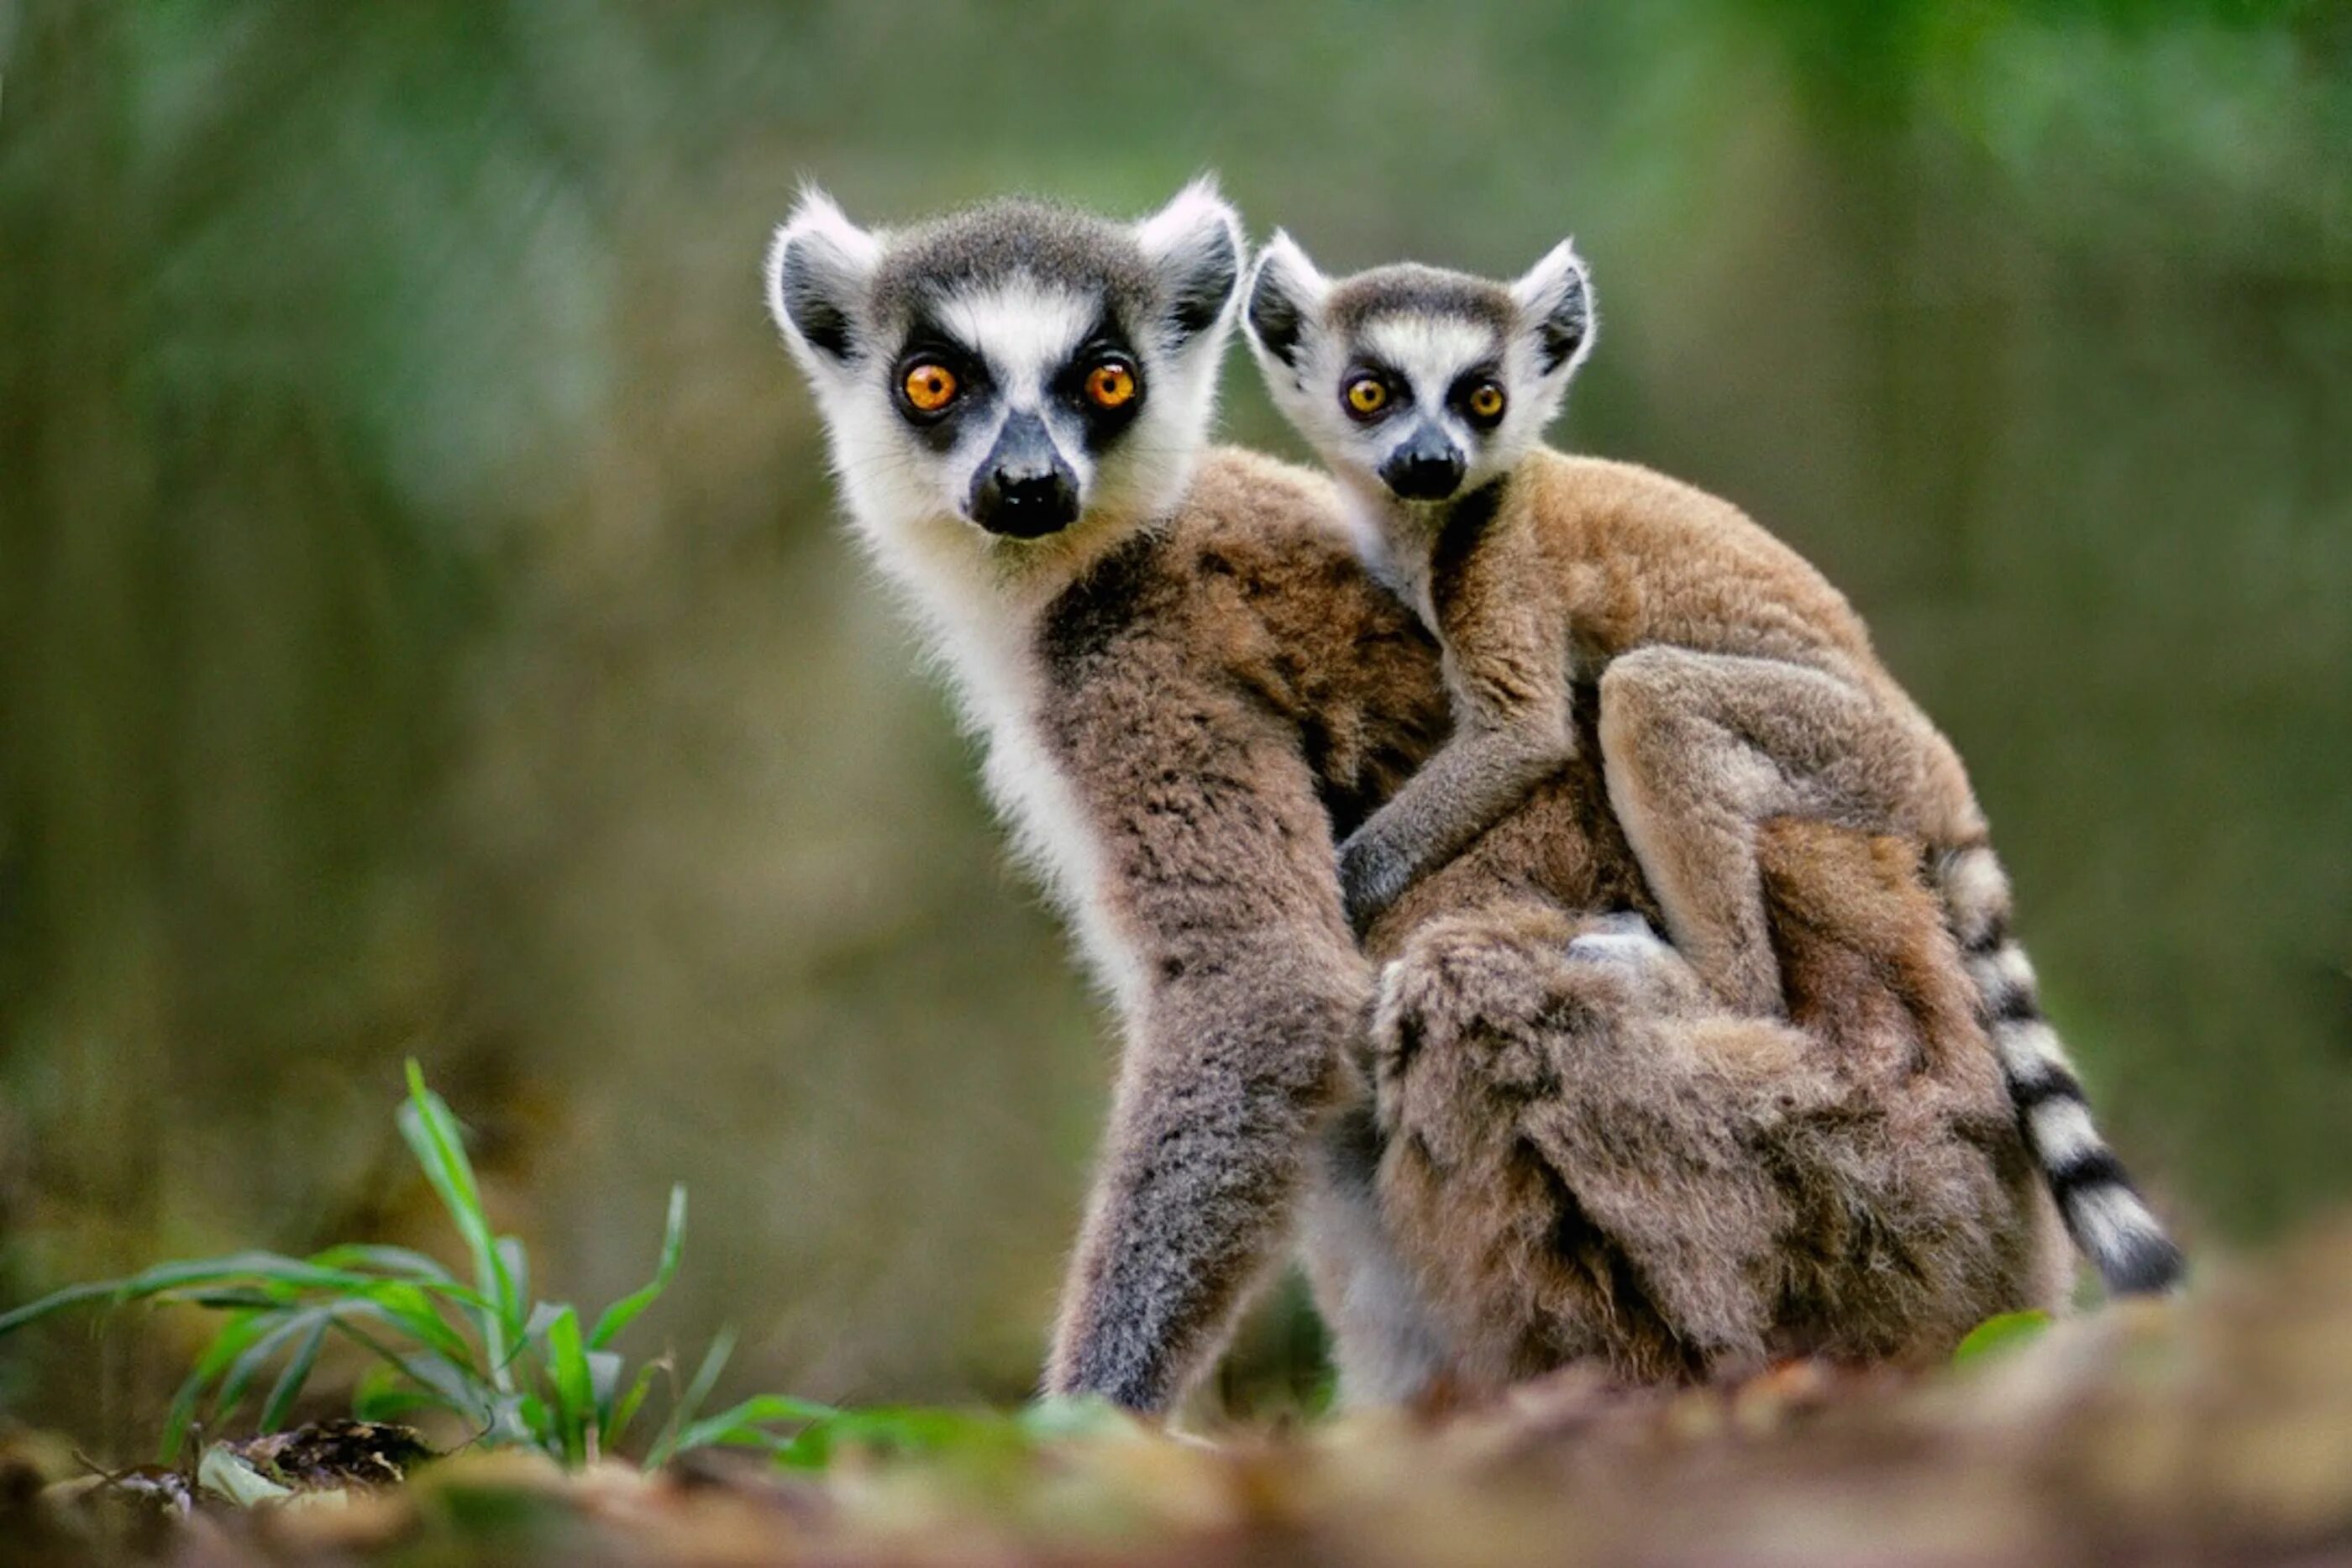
[8,1219,2352,1567]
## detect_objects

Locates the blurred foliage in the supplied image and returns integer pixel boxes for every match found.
[0,0,2346,1457]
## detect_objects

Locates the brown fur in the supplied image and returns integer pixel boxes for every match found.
[1347,450,1986,1017]
[1366,805,2064,1391]
[1022,447,2062,1408]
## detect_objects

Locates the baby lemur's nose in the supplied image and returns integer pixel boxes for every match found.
[1380,428,1466,501]
[970,412,1080,538]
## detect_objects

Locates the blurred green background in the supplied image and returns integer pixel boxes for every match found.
[2,0,2346,1454]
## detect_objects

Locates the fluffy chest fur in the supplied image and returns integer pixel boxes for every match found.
[890,449,1449,1009]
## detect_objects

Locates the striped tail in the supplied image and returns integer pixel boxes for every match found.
[1935,845,2186,1297]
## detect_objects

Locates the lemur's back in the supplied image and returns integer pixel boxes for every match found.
[1504,449,1886,683]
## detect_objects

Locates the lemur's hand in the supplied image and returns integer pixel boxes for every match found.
[1336,825,1414,938]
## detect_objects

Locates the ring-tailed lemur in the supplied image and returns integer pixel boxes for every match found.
[1241,230,2185,1298]
[764,187,2072,1414]
[768,181,1435,1412]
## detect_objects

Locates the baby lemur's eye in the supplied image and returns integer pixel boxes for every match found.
[1463,380,1507,424]
[1343,375,1389,419]
[902,361,960,416]
[1084,359,1138,410]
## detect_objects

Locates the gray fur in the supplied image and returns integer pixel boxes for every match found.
[871,200,1161,328]
[1326,265,1516,337]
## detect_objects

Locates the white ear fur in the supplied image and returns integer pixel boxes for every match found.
[1509,236,1596,376]
[764,186,883,370]
[1134,176,1245,346]
[1242,230,1330,373]
[1136,176,1239,265]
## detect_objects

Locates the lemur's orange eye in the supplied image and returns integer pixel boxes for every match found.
[903,362,958,413]
[1344,376,1389,417]
[1467,382,1507,422]
[1084,361,1137,409]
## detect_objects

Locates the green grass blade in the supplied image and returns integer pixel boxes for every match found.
[353,1385,443,1424]
[306,1244,460,1285]
[588,1350,621,1413]
[397,1060,519,1389]
[1952,1309,2053,1366]
[588,1185,685,1350]
[258,1315,330,1433]
[0,1279,149,1336]
[658,1394,841,1463]
[601,1359,663,1455]
[539,1305,594,1467]
[516,1392,554,1450]
[171,1289,301,1312]
[162,1311,274,1463]
[496,1237,529,1319]
[354,1280,481,1368]
[0,1252,382,1336]
[329,1318,496,1428]
[644,1327,734,1469]
[211,1308,336,1432]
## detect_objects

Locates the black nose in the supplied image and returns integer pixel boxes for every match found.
[974,468,1079,537]
[969,412,1081,538]
[1379,430,1465,501]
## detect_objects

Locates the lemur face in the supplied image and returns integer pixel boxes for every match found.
[768,184,1242,565]
[1242,237,1595,507]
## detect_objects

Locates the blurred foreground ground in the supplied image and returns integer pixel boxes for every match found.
[10,1216,2352,1566]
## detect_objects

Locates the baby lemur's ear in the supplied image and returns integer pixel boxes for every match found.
[766,186,883,373]
[1135,177,1244,351]
[1510,237,1596,376]
[1242,232,1330,378]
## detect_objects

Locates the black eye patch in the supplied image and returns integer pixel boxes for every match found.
[890,324,993,451]
[1448,363,1509,427]
[1339,359,1410,422]
[1053,322,1148,453]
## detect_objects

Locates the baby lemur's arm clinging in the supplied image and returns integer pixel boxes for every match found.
[1336,486,1575,933]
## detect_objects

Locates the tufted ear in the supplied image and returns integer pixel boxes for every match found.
[1242,230,1329,375]
[1134,176,1244,349]
[1510,236,1596,376]
[765,186,883,371]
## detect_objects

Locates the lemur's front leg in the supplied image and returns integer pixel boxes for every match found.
[1045,949,1367,1410]
[1042,691,1379,1414]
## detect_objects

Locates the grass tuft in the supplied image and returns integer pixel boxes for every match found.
[0,1061,845,1470]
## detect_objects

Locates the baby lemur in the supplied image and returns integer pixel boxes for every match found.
[1243,230,2184,1298]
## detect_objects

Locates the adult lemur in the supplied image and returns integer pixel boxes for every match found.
[766,184,2070,1414]
[1242,231,2183,1299]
